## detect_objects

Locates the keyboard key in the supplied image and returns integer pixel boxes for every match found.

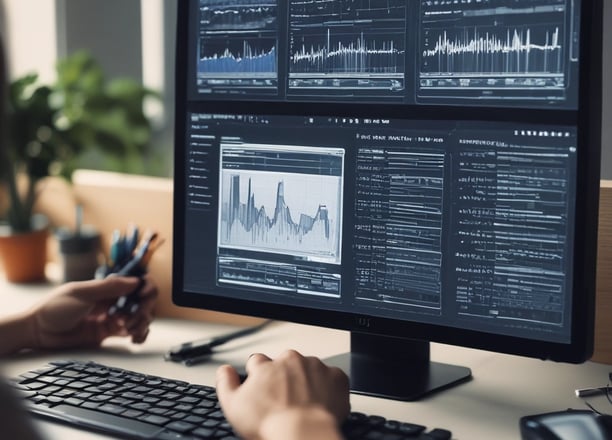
[399,422,427,435]
[423,428,452,440]
[193,427,215,437]
[98,403,126,415]
[139,413,171,425]
[165,420,196,433]
[156,430,193,439]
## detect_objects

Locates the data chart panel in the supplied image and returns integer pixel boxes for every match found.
[216,140,344,299]
[417,0,580,108]
[451,127,575,327]
[354,146,446,311]
[287,0,407,101]
[219,145,343,262]
[182,112,579,341]
[195,0,279,96]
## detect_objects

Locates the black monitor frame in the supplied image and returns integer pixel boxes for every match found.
[172,0,602,400]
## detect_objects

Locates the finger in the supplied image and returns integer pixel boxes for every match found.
[99,315,129,339]
[216,364,241,405]
[137,275,159,300]
[132,327,150,344]
[135,292,157,316]
[245,353,271,375]
[124,310,153,331]
[278,349,304,361]
[126,315,152,342]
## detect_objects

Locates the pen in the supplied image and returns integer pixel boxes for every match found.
[107,228,163,316]
[575,387,609,398]
[165,320,272,364]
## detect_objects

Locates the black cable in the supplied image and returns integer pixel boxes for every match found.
[165,320,273,366]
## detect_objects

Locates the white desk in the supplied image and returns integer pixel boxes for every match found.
[1,279,609,440]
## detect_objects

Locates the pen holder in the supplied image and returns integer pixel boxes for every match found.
[56,226,102,282]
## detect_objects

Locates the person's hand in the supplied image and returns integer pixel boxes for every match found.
[216,349,350,440]
[27,275,157,350]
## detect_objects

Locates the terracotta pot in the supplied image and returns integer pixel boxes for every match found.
[0,227,49,283]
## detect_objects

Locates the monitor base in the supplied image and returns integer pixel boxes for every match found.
[324,332,472,401]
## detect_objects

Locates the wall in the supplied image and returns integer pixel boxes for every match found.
[56,0,142,80]
[3,0,57,83]
[55,0,175,176]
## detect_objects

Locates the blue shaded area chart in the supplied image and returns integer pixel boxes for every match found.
[196,0,279,95]
[199,43,276,74]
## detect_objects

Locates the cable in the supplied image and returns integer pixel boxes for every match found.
[164,320,273,366]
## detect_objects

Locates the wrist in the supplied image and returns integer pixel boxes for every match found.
[0,309,38,356]
[259,406,343,440]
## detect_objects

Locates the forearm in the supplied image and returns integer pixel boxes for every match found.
[0,310,36,356]
[258,406,344,440]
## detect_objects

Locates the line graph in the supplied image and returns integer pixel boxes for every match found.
[219,172,342,260]
[200,3,276,31]
[291,29,404,74]
[421,25,564,75]
[287,0,406,98]
[417,0,575,106]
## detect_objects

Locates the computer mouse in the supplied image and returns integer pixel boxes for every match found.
[520,409,612,440]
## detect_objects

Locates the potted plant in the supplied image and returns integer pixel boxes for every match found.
[0,51,158,282]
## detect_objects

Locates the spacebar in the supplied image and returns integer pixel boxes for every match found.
[41,404,163,438]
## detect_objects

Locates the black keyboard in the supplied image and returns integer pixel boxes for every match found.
[12,360,452,440]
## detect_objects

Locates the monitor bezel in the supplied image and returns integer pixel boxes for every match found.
[172,0,602,364]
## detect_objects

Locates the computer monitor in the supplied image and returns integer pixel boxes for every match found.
[172,0,603,401]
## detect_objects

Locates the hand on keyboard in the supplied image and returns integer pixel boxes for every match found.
[216,350,349,439]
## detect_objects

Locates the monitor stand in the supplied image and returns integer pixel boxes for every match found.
[324,332,472,401]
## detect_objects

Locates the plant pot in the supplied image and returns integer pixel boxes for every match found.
[0,227,49,283]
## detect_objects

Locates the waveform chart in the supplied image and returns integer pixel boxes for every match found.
[421,26,563,76]
[219,172,342,261]
[417,0,576,106]
[287,0,407,99]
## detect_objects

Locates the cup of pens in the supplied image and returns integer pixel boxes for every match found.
[96,224,163,315]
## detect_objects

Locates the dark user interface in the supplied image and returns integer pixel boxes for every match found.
[182,114,577,344]
[192,0,580,108]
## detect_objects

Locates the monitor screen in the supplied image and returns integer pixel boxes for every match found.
[173,0,602,401]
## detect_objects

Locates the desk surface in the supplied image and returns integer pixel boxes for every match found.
[1,280,609,440]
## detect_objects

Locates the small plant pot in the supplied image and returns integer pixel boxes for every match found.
[0,227,49,283]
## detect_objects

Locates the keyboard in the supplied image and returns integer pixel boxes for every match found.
[12,360,453,440]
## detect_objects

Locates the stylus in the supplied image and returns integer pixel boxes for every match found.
[575,387,608,397]
[165,320,273,364]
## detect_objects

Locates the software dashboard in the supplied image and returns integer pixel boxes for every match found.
[179,0,586,351]
[192,0,579,107]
